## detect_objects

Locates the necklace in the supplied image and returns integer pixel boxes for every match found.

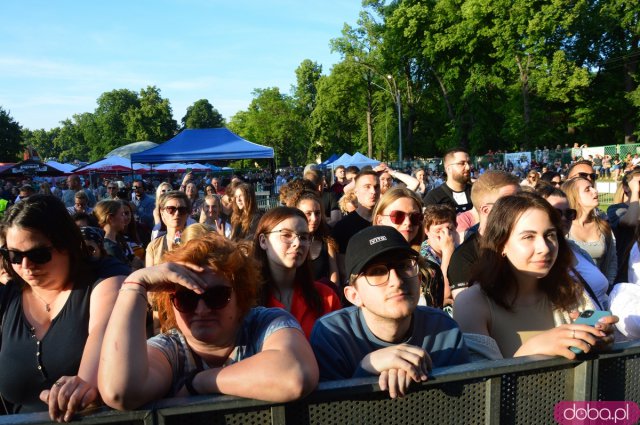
[30,290,56,312]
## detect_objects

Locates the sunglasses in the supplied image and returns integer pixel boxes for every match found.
[0,246,53,265]
[163,206,189,215]
[381,210,424,226]
[170,286,233,313]
[576,172,598,181]
[555,208,577,221]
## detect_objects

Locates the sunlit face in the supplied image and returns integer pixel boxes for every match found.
[347,252,420,322]
[502,208,559,282]
[108,206,128,232]
[425,221,458,254]
[375,197,421,243]
[5,226,70,289]
[297,199,322,234]
[203,198,220,219]
[335,168,345,180]
[161,198,188,230]
[445,152,471,185]
[211,179,219,189]
[122,205,133,226]
[379,172,393,194]
[174,271,241,345]
[575,179,599,210]
[259,216,310,271]
[74,198,88,212]
[415,170,425,182]
[568,163,595,181]
[234,188,246,210]
[185,183,198,199]
[354,175,380,209]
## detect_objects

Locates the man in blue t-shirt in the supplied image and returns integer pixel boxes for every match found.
[310,226,469,398]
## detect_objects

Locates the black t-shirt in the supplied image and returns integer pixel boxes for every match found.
[447,232,480,290]
[423,183,473,214]
[322,190,340,218]
[331,211,371,254]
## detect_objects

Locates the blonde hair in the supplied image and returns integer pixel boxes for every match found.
[372,187,424,247]
[93,199,123,227]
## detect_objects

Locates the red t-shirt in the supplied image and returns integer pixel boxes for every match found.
[267,281,342,339]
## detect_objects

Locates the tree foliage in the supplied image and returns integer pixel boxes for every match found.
[182,99,224,129]
[0,108,23,162]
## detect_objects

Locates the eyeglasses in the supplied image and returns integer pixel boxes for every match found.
[360,258,419,286]
[133,186,143,190]
[449,161,470,168]
[576,172,598,181]
[0,246,54,265]
[551,180,562,187]
[555,208,577,221]
[380,210,424,226]
[170,286,233,313]
[163,206,189,215]
[265,229,313,245]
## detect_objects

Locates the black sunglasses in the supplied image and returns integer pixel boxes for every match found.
[576,172,598,181]
[381,210,424,226]
[170,286,233,313]
[555,208,577,221]
[0,246,54,265]
[163,206,189,215]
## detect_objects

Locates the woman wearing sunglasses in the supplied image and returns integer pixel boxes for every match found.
[253,207,341,339]
[563,177,617,287]
[454,193,617,361]
[98,234,318,409]
[372,187,425,251]
[146,191,191,267]
[0,195,121,421]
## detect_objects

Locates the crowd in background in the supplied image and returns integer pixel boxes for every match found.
[1,145,639,421]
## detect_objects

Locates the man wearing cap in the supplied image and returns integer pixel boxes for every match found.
[310,226,469,398]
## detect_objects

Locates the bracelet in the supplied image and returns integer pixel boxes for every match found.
[119,287,148,302]
[183,370,200,396]
[123,281,147,290]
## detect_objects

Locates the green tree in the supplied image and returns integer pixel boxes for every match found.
[0,107,23,162]
[22,127,61,160]
[53,117,90,162]
[125,86,178,142]
[182,99,224,129]
[94,89,140,152]
[228,88,306,166]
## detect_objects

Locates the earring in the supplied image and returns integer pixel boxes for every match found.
[501,252,506,257]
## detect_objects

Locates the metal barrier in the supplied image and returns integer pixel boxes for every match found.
[3,341,639,425]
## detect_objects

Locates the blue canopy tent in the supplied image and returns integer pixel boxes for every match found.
[130,128,274,164]
[319,153,339,168]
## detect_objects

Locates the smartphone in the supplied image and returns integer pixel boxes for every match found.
[569,310,612,354]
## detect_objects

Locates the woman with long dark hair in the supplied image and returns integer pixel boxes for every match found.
[0,195,121,420]
[291,190,339,287]
[454,193,617,360]
[253,206,341,339]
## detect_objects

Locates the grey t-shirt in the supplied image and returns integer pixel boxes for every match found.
[148,306,301,395]
[310,306,470,381]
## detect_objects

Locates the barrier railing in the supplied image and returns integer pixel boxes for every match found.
[3,341,639,425]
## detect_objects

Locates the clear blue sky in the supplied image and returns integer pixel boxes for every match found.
[0,0,362,131]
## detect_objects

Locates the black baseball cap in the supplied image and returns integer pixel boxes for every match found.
[345,226,416,279]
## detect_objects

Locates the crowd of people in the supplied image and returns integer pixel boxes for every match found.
[2,146,639,422]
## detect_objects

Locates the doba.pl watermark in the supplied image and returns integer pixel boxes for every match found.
[554,401,640,425]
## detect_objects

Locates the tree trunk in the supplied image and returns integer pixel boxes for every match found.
[624,35,638,144]
[516,55,531,147]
